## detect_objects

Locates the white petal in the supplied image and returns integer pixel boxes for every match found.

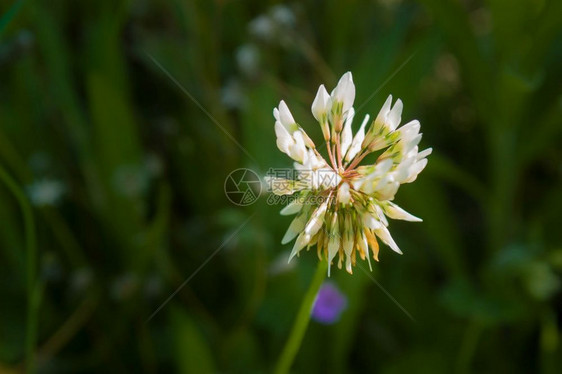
[288,131,307,163]
[275,122,294,154]
[281,214,307,244]
[404,134,422,153]
[327,234,340,265]
[374,225,402,254]
[393,156,415,183]
[278,100,295,126]
[342,229,354,259]
[345,255,353,273]
[338,182,351,205]
[296,150,329,175]
[280,199,303,215]
[357,162,394,194]
[417,147,433,160]
[405,145,419,160]
[362,213,382,230]
[356,231,372,270]
[345,114,369,162]
[374,95,393,125]
[311,84,330,121]
[375,176,400,200]
[304,200,328,237]
[398,120,420,140]
[404,158,428,183]
[327,216,340,264]
[358,179,374,194]
[332,72,355,113]
[383,201,422,222]
[390,134,422,163]
[276,139,290,155]
[342,74,356,114]
[340,108,355,156]
[310,151,329,169]
[288,232,310,261]
[332,72,349,100]
[299,128,316,149]
[374,203,389,226]
[365,158,393,181]
[386,98,403,131]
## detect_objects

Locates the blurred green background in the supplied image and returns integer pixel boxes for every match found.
[1,0,562,372]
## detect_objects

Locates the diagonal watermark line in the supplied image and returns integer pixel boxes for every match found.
[145,213,256,323]
[145,51,259,166]
[355,51,418,113]
[358,264,415,322]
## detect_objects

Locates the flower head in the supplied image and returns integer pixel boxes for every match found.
[269,72,431,275]
[311,282,347,324]
[27,179,66,207]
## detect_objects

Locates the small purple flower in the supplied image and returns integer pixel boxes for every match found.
[311,282,348,324]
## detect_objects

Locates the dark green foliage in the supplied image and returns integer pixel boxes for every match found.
[0,0,561,372]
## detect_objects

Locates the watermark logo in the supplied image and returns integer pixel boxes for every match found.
[265,167,339,194]
[224,168,337,207]
[224,168,262,206]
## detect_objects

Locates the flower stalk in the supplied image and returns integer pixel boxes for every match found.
[274,260,328,374]
[0,165,39,373]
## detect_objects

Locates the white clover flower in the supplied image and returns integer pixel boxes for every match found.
[236,44,260,76]
[248,5,296,46]
[270,4,296,27]
[270,72,431,275]
[248,15,275,41]
[27,179,66,207]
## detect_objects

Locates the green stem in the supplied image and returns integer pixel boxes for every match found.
[274,260,328,374]
[456,320,483,374]
[0,164,38,373]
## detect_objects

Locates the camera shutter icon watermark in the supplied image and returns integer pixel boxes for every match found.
[224,168,262,206]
